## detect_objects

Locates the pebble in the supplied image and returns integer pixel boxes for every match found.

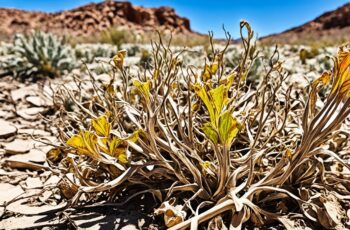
[3,139,33,154]
[17,107,45,120]
[26,96,52,107]
[0,119,17,138]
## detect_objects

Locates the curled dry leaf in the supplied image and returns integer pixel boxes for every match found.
[154,198,186,228]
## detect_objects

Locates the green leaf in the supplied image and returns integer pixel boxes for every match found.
[202,122,219,144]
[218,111,240,147]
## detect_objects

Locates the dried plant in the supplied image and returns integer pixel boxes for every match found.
[50,22,350,229]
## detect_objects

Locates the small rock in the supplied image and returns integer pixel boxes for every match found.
[25,177,43,189]
[18,129,51,137]
[11,86,36,101]
[8,148,47,163]
[0,119,17,138]
[0,110,14,119]
[26,96,52,107]
[17,107,45,120]
[3,139,33,154]
[0,183,24,205]
[44,175,60,186]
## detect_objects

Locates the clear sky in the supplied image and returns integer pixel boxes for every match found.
[1,0,349,38]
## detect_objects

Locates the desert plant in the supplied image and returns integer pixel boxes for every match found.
[299,47,320,64]
[50,22,350,229]
[1,31,75,79]
[99,27,131,49]
[74,43,118,63]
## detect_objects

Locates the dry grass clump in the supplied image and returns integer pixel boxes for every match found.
[50,22,350,229]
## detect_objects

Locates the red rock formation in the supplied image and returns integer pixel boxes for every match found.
[0,0,193,39]
[263,3,350,44]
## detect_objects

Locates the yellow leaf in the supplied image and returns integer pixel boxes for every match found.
[67,131,99,158]
[113,50,127,70]
[125,130,140,143]
[105,111,113,118]
[46,148,62,163]
[311,72,330,91]
[338,49,350,76]
[193,83,216,123]
[153,69,160,79]
[91,115,111,137]
[97,138,109,153]
[192,102,200,111]
[118,151,128,164]
[108,131,139,163]
[67,134,85,149]
[208,84,228,120]
[210,62,219,75]
[105,84,115,95]
[202,122,219,144]
[310,72,331,116]
[109,136,121,156]
[219,73,235,87]
[332,48,350,94]
[133,79,151,102]
[202,64,211,81]
[200,161,211,169]
[285,149,292,158]
[339,74,350,96]
[218,111,240,147]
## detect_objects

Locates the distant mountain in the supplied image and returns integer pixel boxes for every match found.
[262,3,350,45]
[0,0,196,40]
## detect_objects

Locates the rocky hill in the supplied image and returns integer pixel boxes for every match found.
[0,0,193,39]
[263,3,350,44]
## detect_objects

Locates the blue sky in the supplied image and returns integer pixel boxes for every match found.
[1,0,349,38]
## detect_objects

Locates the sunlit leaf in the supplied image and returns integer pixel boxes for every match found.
[193,83,215,123]
[133,79,151,102]
[219,73,235,88]
[285,148,292,159]
[312,72,331,88]
[200,161,211,169]
[338,49,350,75]
[332,49,350,94]
[218,111,240,147]
[339,75,350,96]
[210,62,219,74]
[208,84,228,120]
[153,69,160,79]
[104,83,115,96]
[125,130,140,143]
[202,122,219,144]
[202,64,211,81]
[108,131,139,163]
[113,50,127,70]
[66,133,85,149]
[46,148,62,163]
[67,131,99,158]
[310,72,331,116]
[91,115,111,137]
[118,150,128,164]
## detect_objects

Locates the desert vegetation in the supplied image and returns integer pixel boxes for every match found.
[0,21,350,230]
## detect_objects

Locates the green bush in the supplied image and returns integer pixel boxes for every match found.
[2,31,74,79]
[99,28,131,49]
